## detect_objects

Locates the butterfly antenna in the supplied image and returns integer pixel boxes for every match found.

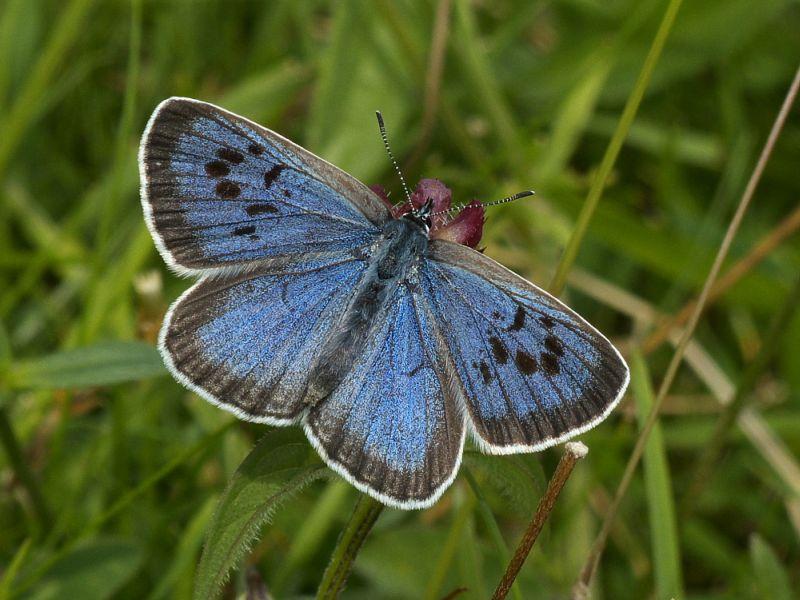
[376,111,412,203]
[430,190,535,218]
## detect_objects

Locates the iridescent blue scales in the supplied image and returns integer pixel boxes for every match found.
[139,98,629,509]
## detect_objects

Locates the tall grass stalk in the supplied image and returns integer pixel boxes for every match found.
[574,61,800,594]
[548,0,685,296]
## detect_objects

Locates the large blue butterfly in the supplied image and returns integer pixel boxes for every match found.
[139,98,629,509]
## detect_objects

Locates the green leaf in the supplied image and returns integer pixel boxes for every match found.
[631,350,684,600]
[749,534,792,600]
[25,538,143,600]
[193,429,328,600]
[463,452,541,517]
[5,341,166,390]
[0,538,31,599]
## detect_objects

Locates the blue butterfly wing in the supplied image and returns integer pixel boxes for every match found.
[160,253,369,423]
[304,284,466,509]
[139,97,390,275]
[420,241,629,452]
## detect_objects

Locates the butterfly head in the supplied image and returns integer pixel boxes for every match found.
[370,179,486,248]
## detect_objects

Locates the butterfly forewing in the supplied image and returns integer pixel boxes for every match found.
[422,240,629,452]
[139,97,390,275]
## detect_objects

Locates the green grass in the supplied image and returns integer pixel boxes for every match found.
[1,0,800,598]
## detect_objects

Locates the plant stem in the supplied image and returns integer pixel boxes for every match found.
[0,405,52,536]
[492,442,588,600]
[316,493,384,599]
[682,273,800,514]
[642,202,800,354]
[548,0,684,296]
[573,60,800,596]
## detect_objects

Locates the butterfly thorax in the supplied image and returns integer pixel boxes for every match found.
[302,218,429,406]
[403,198,433,233]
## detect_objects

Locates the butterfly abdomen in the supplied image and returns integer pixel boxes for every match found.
[303,219,428,406]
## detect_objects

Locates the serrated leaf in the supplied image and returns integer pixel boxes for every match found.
[5,341,166,390]
[193,428,327,600]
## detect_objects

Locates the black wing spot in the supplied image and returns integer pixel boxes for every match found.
[248,234,260,241]
[248,142,265,156]
[233,225,256,236]
[205,160,229,177]
[509,305,526,331]
[283,189,291,197]
[488,335,508,364]
[264,164,286,189]
[492,311,502,320]
[479,361,493,384]
[217,147,244,164]
[515,350,537,375]
[216,179,241,199]
[544,335,564,357]
[540,352,560,375]
[246,203,278,216]
[539,315,555,329]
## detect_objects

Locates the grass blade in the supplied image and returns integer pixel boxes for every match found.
[630,350,683,599]
[548,0,685,296]
[749,534,792,600]
[6,341,165,390]
[575,59,800,594]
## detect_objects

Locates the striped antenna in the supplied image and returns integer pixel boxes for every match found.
[430,190,535,218]
[375,111,412,203]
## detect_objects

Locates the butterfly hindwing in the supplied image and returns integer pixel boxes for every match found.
[139,97,390,275]
[304,283,466,509]
[421,240,629,452]
[161,253,369,423]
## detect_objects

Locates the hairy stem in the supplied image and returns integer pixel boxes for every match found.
[316,493,384,599]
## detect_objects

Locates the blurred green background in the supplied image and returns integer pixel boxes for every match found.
[1,0,800,598]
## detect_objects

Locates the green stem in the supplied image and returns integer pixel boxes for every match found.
[548,0,685,296]
[316,493,384,599]
[0,405,52,536]
[683,273,800,513]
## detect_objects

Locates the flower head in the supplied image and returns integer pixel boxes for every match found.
[370,179,484,248]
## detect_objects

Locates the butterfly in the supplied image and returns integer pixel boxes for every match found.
[139,97,629,510]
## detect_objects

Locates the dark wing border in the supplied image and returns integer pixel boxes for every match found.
[428,239,630,454]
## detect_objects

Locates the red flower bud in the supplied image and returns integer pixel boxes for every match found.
[370,179,484,247]
[431,200,485,248]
